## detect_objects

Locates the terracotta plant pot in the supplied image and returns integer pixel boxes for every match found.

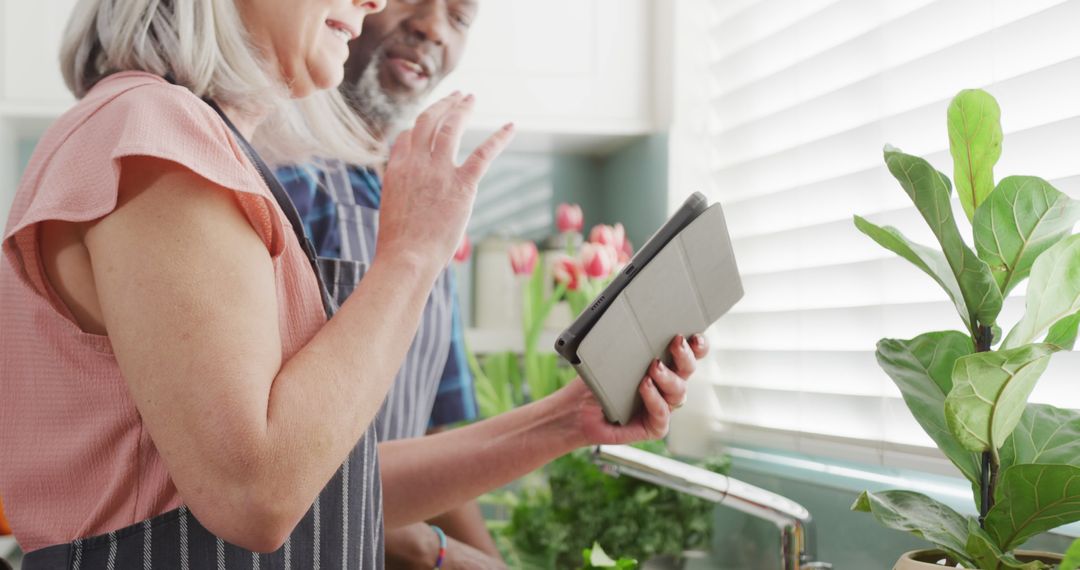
[894,549,1063,569]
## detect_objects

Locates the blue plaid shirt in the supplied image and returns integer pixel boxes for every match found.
[276,163,477,429]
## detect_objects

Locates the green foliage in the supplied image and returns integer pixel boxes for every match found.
[1004,234,1080,349]
[1045,310,1080,351]
[581,542,638,569]
[855,217,975,331]
[965,519,1048,570]
[495,441,730,569]
[944,344,1056,454]
[973,176,1080,295]
[472,349,576,417]
[853,89,1080,567]
[947,89,1003,222]
[472,350,522,418]
[1060,538,1080,570]
[985,464,1080,552]
[883,147,1002,333]
[875,332,980,486]
[852,490,976,566]
[998,404,1080,471]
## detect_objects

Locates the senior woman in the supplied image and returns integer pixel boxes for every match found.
[0,0,707,568]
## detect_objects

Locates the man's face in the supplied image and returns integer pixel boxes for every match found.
[342,0,477,135]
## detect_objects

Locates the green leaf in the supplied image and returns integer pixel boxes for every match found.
[875,332,980,485]
[1000,404,1080,470]
[948,89,1003,221]
[973,176,1080,295]
[985,464,1080,552]
[884,148,1002,330]
[582,542,637,569]
[965,519,1050,570]
[855,216,972,330]
[589,542,619,567]
[477,351,521,416]
[944,344,1056,453]
[1060,537,1080,570]
[851,490,976,566]
[1045,310,1080,351]
[1005,235,1080,349]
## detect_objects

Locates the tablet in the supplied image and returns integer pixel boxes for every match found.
[554,193,743,424]
[554,192,710,363]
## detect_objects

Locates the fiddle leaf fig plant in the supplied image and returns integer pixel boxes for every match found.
[851,89,1080,568]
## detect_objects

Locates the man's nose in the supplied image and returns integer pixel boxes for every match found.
[404,5,450,46]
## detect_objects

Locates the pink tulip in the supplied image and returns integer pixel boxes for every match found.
[508,241,539,276]
[556,203,584,234]
[552,254,584,291]
[581,243,616,279]
[613,223,633,263]
[453,235,472,263]
[589,224,617,247]
[590,223,633,263]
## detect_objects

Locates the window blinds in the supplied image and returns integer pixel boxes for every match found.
[687,0,1080,471]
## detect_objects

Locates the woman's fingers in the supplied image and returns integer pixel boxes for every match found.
[668,335,697,380]
[458,122,515,186]
[648,358,687,408]
[412,91,464,150]
[690,333,709,360]
[432,94,476,159]
[639,377,671,437]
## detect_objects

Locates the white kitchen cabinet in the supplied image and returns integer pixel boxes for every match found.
[435,0,666,154]
[0,0,670,221]
[1,0,77,108]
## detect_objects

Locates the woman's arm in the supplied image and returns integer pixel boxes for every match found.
[78,93,511,552]
[379,335,708,528]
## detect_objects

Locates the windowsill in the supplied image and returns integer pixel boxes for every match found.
[708,428,1080,539]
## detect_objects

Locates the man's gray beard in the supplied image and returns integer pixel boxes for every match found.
[344,51,425,143]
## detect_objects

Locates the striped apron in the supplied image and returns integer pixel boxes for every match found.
[21,100,385,570]
[315,162,455,442]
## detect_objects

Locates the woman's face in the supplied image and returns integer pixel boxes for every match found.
[239,0,386,97]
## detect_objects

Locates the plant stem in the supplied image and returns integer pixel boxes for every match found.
[975,324,996,528]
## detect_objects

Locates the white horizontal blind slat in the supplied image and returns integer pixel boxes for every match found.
[710,0,1073,131]
[697,0,1080,466]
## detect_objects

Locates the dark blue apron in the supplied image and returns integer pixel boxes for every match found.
[22,95,385,570]
[311,162,455,442]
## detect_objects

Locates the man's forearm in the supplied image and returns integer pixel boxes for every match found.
[379,387,586,528]
[385,522,505,570]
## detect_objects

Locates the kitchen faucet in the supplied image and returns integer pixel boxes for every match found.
[592,445,832,570]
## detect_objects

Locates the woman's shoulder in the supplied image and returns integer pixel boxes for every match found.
[75,71,239,160]
[5,70,267,243]
[46,71,257,196]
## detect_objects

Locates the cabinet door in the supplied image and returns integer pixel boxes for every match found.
[2,0,78,104]
[437,0,653,135]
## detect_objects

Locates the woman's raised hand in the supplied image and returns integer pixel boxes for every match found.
[377,92,514,273]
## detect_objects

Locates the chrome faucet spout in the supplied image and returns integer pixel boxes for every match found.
[592,445,831,570]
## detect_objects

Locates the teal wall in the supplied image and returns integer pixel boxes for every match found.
[595,134,669,249]
[17,138,35,177]
[552,154,604,233]
[468,133,670,250]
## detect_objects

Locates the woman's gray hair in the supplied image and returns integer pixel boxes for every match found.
[60,0,383,167]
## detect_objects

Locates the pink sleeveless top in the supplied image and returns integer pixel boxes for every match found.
[0,71,327,553]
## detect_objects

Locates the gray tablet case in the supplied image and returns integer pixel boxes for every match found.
[573,203,743,425]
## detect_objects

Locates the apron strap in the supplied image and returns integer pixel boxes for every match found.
[198,97,336,320]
